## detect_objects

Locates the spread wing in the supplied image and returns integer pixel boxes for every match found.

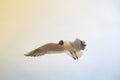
[24,43,65,57]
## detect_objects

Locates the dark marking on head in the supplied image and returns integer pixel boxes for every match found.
[59,40,64,45]
[80,41,86,46]
[80,40,86,50]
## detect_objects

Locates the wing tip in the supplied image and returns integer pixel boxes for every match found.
[24,53,30,56]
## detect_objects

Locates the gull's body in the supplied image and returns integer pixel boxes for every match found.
[24,38,86,60]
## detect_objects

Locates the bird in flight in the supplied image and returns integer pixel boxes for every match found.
[24,38,86,60]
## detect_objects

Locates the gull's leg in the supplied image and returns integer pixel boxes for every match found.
[74,51,78,59]
[73,56,76,60]
[70,52,76,60]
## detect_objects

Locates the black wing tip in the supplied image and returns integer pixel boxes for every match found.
[24,53,30,56]
[24,52,41,57]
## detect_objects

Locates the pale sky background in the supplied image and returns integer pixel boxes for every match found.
[0,0,120,80]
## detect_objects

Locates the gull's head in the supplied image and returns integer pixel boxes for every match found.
[80,40,86,50]
[75,38,86,50]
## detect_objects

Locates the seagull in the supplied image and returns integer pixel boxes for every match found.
[24,38,86,60]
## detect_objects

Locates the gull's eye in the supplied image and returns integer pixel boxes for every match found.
[84,44,86,46]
